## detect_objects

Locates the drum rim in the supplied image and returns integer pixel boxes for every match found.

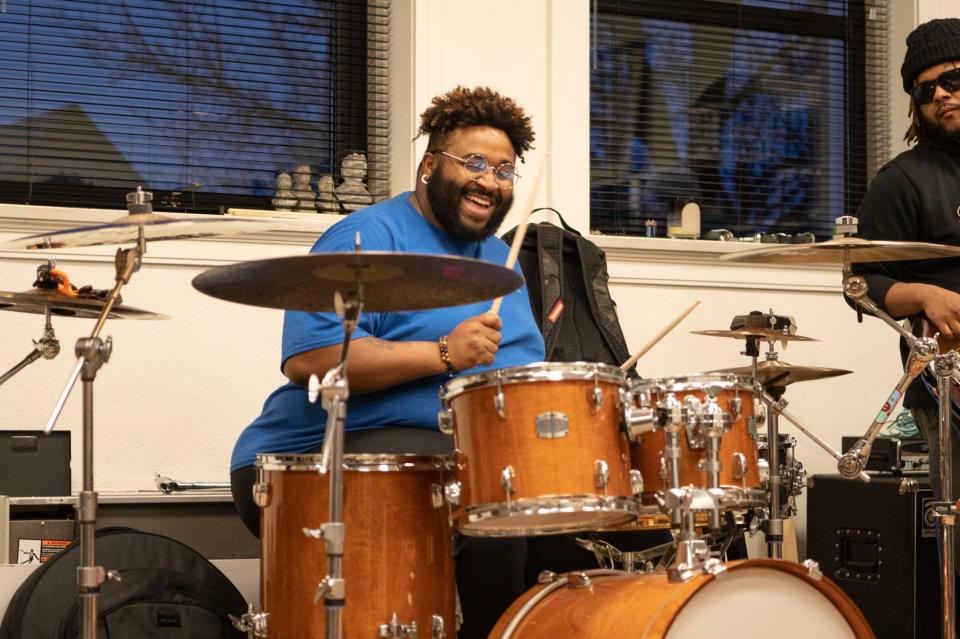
[454,494,638,536]
[255,452,451,471]
[631,372,753,393]
[442,361,627,400]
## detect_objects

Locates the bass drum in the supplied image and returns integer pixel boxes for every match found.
[490,560,874,639]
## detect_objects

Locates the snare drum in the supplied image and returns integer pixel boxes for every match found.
[255,454,455,639]
[439,362,639,536]
[629,374,763,505]
[491,560,874,638]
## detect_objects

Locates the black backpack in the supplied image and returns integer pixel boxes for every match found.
[0,528,248,639]
[503,210,636,376]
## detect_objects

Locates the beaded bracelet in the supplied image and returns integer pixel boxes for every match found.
[438,335,456,374]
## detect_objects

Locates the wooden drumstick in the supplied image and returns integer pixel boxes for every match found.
[490,157,548,316]
[620,300,701,371]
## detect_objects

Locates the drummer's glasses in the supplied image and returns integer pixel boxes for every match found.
[438,151,519,189]
[911,66,960,105]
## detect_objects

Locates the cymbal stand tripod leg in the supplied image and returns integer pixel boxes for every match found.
[0,308,60,386]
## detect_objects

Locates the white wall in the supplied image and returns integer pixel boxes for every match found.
[0,0,934,558]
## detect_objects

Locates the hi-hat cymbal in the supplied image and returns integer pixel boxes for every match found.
[192,252,524,312]
[0,214,277,250]
[0,289,167,319]
[707,359,852,386]
[719,237,960,265]
[691,328,817,343]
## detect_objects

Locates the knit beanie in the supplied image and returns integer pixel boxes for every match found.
[901,18,960,92]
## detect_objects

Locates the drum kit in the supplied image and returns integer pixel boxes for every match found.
[4,195,960,639]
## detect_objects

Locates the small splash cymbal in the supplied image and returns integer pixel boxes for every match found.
[0,214,278,250]
[719,237,960,265]
[0,289,167,319]
[192,251,524,312]
[691,328,818,343]
[707,359,852,386]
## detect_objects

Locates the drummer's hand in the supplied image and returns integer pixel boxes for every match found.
[447,312,502,371]
[918,285,960,338]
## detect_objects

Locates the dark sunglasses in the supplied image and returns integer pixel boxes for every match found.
[911,67,960,105]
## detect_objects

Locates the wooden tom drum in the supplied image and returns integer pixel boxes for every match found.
[439,362,639,536]
[255,453,455,638]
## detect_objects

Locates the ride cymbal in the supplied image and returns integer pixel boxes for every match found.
[691,328,817,343]
[719,237,960,265]
[0,289,167,319]
[192,251,524,312]
[707,359,852,386]
[0,214,278,250]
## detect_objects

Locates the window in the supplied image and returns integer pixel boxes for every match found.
[590,0,888,239]
[0,0,390,214]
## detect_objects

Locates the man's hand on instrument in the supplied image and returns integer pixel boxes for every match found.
[447,312,502,371]
[918,285,960,338]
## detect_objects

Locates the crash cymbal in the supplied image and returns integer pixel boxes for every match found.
[192,251,524,312]
[0,289,167,319]
[691,328,817,342]
[719,237,960,265]
[707,359,852,386]
[0,214,277,250]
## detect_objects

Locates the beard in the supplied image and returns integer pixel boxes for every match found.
[918,108,960,144]
[426,171,513,241]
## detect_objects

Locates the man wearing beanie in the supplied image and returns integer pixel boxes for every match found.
[853,17,960,574]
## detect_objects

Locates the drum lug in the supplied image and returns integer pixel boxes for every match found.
[535,412,569,439]
[803,559,823,581]
[378,613,418,638]
[437,405,455,435]
[431,614,445,639]
[683,395,706,449]
[501,465,516,498]
[590,379,603,414]
[443,481,461,507]
[594,459,610,493]
[431,483,445,508]
[629,469,644,495]
[567,572,593,588]
[537,569,559,584]
[229,604,268,638]
[732,452,748,484]
[729,395,743,421]
[495,371,506,419]
[252,481,271,508]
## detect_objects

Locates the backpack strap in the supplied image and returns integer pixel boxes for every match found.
[572,233,636,374]
[536,223,565,360]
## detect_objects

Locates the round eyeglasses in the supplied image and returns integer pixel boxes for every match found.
[437,151,519,189]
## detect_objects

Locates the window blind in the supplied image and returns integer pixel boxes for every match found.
[590,0,886,239]
[0,0,391,214]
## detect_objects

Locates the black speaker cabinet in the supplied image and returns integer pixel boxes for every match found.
[807,474,940,639]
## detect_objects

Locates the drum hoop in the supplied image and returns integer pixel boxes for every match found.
[442,362,626,400]
[255,452,450,472]
[631,372,752,394]
[456,495,637,537]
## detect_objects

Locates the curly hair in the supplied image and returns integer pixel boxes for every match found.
[417,86,535,159]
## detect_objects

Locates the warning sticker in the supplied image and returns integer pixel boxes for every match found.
[18,539,71,564]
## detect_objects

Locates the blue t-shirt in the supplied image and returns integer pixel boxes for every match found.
[231,193,545,470]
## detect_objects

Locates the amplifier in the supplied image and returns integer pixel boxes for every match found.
[841,436,928,474]
[807,474,940,639]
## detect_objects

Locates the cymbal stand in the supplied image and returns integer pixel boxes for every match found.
[42,192,148,639]
[843,260,956,638]
[0,307,60,386]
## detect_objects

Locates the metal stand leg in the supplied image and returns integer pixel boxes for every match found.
[764,395,783,560]
[936,354,958,639]
[75,337,117,639]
